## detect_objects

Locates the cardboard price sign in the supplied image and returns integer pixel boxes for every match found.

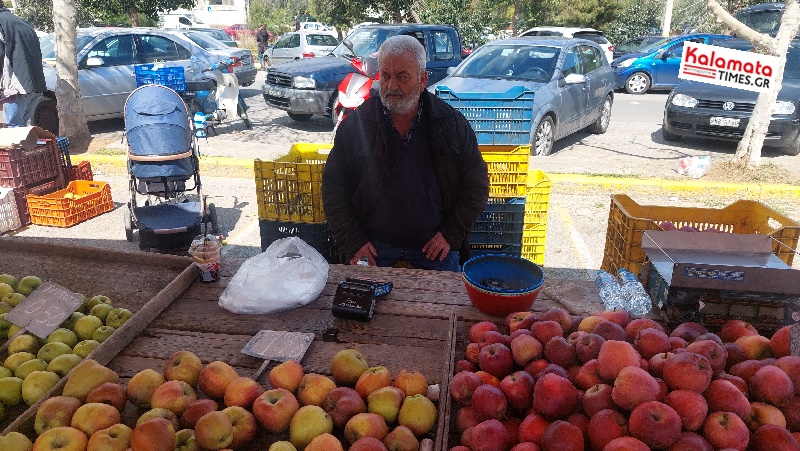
[242,330,315,362]
[5,282,83,339]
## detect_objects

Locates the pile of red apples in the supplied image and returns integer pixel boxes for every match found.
[449,308,799,451]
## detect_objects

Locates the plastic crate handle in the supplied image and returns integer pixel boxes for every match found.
[435,85,535,100]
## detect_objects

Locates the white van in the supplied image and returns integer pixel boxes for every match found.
[161,12,211,29]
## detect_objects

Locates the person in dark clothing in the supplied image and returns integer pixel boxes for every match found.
[322,35,489,272]
[0,5,45,127]
[256,25,269,70]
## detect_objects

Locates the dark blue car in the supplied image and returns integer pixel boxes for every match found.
[611,33,732,94]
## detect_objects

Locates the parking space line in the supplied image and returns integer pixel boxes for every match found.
[221,218,260,256]
[554,205,596,280]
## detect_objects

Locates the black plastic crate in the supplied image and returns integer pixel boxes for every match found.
[57,136,71,169]
[259,219,340,263]
[469,245,523,258]
[470,197,525,246]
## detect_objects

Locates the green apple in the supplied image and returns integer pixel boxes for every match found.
[47,353,83,377]
[0,431,33,451]
[0,376,24,406]
[60,311,84,330]
[0,366,11,379]
[15,358,48,379]
[73,339,100,358]
[73,315,103,341]
[3,352,35,373]
[7,323,23,340]
[91,325,116,343]
[105,307,133,328]
[0,312,13,337]
[37,341,73,363]
[75,293,89,313]
[21,370,61,405]
[87,295,113,310]
[8,333,41,354]
[0,274,17,291]
[2,292,25,308]
[0,283,13,299]
[46,328,79,348]
[89,303,114,323]
[16,275,43,296]
[0,301,12,315]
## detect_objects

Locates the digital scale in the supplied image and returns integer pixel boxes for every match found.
[332,277,393,321]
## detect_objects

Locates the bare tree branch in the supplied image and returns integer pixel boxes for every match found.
[706,0,777,53]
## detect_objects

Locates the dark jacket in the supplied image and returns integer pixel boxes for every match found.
[0,7,45,98]
[322,90,489,262]
[256,29,269,44]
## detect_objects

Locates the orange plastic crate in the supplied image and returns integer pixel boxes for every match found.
[65,160,93,181]
[27,180,113,227]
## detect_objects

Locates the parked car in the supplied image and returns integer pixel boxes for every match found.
[262,23,464,122]
[734,2,785,36]
[298,22,337,37]
[165,28,257,85]
[519,27,614,63]
[662,38,800,156]
[264,31,339,67]
[612,35,669,60]
[431,37,615,156]
[224,24,256,40]
[611,33,732,94]
[190,27,237,47]
[34,27,256,133]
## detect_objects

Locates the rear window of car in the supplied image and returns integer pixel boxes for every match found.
[305,34,338,46]
[573,32,609,44]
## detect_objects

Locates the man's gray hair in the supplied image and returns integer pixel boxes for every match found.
[378,35,426,74]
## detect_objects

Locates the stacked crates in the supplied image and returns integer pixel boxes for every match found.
[254,143,339,263]
[56,136,93,182]
[0,138,65,232]
[438,86,551,264]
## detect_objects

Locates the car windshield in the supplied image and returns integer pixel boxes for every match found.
[305,34,338,47]
[332,28,393,58]
[735,9,782,35]
[39,34,95,59]
[574,33,608,44]
[638,37,674,54]
[182,31,230,50]
[200,29,231,41]
[453,44,560,82]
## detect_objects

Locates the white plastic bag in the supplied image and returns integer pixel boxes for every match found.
[675,156,711,179]
[218,237,329,314]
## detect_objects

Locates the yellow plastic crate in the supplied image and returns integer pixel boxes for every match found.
[525,169,550,225]
[254,143,332,223]
[521,222,547,265]
[479,145,529,198]
[601,194,800,277]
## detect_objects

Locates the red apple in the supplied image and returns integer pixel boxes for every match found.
[724,343,748,370]
[669,336,688,351]
[695,333,723,345]
[534,364,569,382]
[648,352,674,379]
[85,382,127,412]
[719,320,759,343]
[729,359,764,383]
[224,376,264,409]
[180,398,218,430]
[582,383,617,417]
[735,335,773,360]
[703,379,751,420]
[530,321,563,347]
[162,350,203,387]
[479,343,515,379]
[592,320,627,342]
[252,388,300,434]
[476,371,501,387]
[540,308,572,333]
[633,328,671,360]
[780,396,800,432]
[518,412,549,445]
[322,386,367,428]
[667,432,713,451]
[222,405,257,449]
[587,409,627,451]
[456,405,487,432]
[747,401,788,430]
[597,340,641,382]
[603,436,650,451]
[611,366,659,411]
[479,331,508,349]
[466,343,481,364]
[716,373,749,397]
[511,334,543,368]
[470,322,500,343]
[509,443,540,451]
[751,424,800,450]
[686,339,728,377]
[749,365,794,407]
[662,351,713,393]
[499,371,535,412]
[628,401,682,449]
[578,315,606,333]
[198,361,239,401]
[600,310,631,328]
[532,373,579,421]
[507,328,534,347]
[624,318,664,342]
[393,370,427,397]
[505,312,536,334]
[670,322,708,342]
[573,359,603,391]
[703,411,750,451]
[472,384,507,420]
[150,380,197,416]
[543,337,576,368]
[770,326,791,358]
[355,366,392,400]
[131,418,177,451]
[503,417,522,449]
[776,356,800,396]
[664,389,708,431]
[471,419,508,451]
[540,420,583,451]
[456,360,476,373]
[565,331,586,347]
[450,371,483,405]
[575,334,605,363]
[268,359,305,393]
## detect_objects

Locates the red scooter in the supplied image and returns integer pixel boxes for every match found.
[332,40,379,135]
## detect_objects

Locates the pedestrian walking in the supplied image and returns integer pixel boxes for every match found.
[0,3,46,127]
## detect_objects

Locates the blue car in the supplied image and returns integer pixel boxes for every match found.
[612,33,732,94]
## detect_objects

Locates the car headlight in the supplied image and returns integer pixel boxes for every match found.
[293,76,315,89]
[617,59,634,68]
[671,93,698,108]
[772,101,796,115]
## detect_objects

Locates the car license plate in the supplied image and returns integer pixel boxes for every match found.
[710,117,740,127]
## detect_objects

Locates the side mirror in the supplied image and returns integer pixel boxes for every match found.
[447,66,457,75]
[85,57,104,67]
[343,38,355,55]
[564,73,587,85]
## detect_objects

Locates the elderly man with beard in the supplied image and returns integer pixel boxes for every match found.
[322,35,489,271]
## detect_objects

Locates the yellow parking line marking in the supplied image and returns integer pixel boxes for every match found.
[554,205,596,279]
[221,218,259,256]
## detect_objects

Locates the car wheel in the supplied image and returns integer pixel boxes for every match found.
[532,116,554,156]
[28,96,59,135]
[785,138,800,156]
[288,112,312,121]
[625,72,650,95]
[589,95,612,134]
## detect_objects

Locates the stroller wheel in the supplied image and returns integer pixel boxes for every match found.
[207,203,219,234]
[124,208,134,242]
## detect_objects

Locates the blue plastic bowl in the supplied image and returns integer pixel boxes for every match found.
[461,255,545,316]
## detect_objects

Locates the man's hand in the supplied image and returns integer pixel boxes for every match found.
[422,232,451,261]
[350,242,377,266]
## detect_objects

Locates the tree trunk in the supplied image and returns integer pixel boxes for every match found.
[129,7,139,27]
[662,0,674,36]
[512,0,520,36]
[52,0,90,151]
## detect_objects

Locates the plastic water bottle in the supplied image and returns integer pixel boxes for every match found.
[193,112,207,138]
[356,256,370,266]
[595,270,624,311]
[617,268,653,316]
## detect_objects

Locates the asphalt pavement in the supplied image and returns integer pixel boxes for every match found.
[5,71,800,280]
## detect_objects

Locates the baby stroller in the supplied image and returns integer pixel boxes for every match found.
[123,84,218,251]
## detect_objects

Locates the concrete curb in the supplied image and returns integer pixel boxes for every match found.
[79,154,800,199]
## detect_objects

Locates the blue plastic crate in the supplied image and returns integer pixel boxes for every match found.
[470,197,525,248]
[436,86,534,146]
[134,64,186,92]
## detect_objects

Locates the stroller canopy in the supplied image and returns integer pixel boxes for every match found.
[124,85,195,179]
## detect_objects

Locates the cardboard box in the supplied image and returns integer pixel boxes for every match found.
[0,126,56,149]
[641,230,800,333]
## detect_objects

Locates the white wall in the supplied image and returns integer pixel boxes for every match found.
[189,0,248,27]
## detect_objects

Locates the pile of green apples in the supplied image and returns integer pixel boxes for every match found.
[0,273,133,422]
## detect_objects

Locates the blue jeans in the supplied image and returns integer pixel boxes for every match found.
[371,239,460,272]
[3,93,39,127]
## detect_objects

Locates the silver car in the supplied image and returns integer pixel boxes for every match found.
[263,31,339,67]
[35,27,256,133]
[430,37,615,156]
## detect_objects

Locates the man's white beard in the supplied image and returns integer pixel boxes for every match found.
[380,89,419,115]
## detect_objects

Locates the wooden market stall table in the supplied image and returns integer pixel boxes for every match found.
[0,237,603,449]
